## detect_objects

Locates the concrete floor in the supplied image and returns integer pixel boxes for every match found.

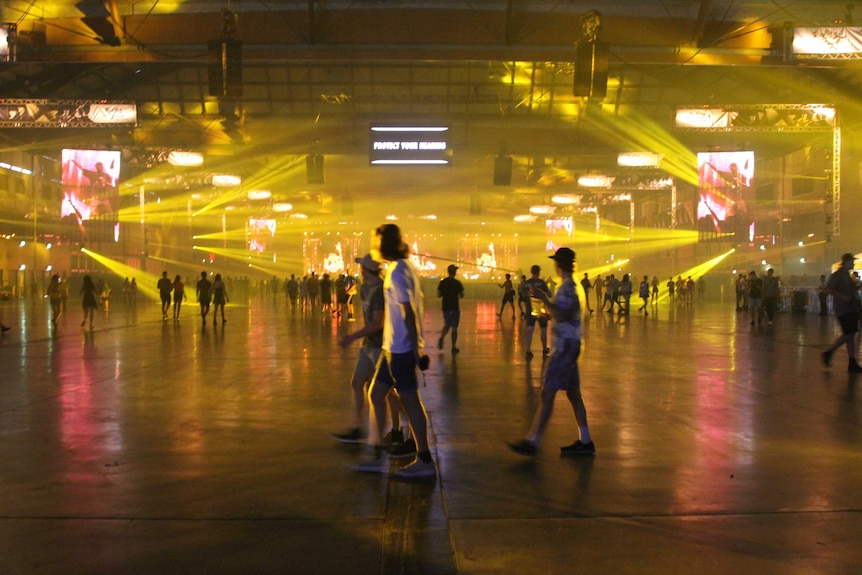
[1,293,861,574]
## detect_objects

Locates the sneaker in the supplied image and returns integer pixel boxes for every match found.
[394,458,436,478]
[542,347,551,357]
[451,347,460,354]
[437,337,443,350]
[507,439,538,457]
[389,438,417,459]
[560,440,596,456]
[850,360,862,373]
[525,350,534,359]
[333,427,366,444]
[351,453,390,474]
[822,349,833,366]
[382,429,404,447]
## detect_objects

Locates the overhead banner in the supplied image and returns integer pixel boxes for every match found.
[369,126,451,165]
[0,99,137,128]
[793,27,862,58]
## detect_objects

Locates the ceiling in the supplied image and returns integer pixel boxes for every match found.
[0,1,859,231]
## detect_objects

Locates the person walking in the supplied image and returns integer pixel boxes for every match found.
[595,274,604,311]
[638,275,650,315]
[618,273,632,316]
[80,275,99,329]
[497,273,516,319]
[517,274,528,319]
[822,253,862,372]
[437,264,464,354]
[158,271,172,320]
[650,276,659,304]
[353,223,435,478]
[196,271,212,325]
[508,247,594,457]
[818,274,829,316]
[334,254,386,444]
[748,271,763,326]
[580,272,594,314]
[211,273,229,325]
[171,274,186,320]
[762,268,780,326]
[523,264,551,359]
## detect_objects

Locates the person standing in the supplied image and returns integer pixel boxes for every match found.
[595,274,604,311]
[822,253,862,372]
[437,264,464,354]
[196,271,212,325]
[618,273,632,316]
[334,254,386,443]
[80,274,99,329]
[211,273,229,325]
[517,274,528,319]
[748,271,763,326]
[496,273,516,319]
[762,268,780,326]
[59,272,69,315]
[580,272,594,314]
[523,265,551,359]
[638,275,650,315]
[818,274,829,316]
[666,276,676,302]
[508,247,594,456]
[129,278,137,305]
[158,271,172,320]
[172,274,186,320]
[650,276,659,304]
[354,224,435,478]
[286,274,299,311]
[47,273,62,324]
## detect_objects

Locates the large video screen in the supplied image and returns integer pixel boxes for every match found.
[697,151,754,240]
[61,149,121,222]
[369,126,451,165]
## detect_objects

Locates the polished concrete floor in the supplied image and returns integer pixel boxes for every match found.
[1,292,861,574]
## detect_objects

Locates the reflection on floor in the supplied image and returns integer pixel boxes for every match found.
[1,295,861,574]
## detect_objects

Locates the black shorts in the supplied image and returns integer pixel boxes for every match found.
[838,312,860,335]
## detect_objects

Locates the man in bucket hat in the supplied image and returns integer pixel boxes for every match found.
[508,247,595,456]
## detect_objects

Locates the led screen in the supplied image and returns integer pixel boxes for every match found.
[248,218,276,253]
[697,151,754,240]
[61,149,121,223]
[369,126,451,165]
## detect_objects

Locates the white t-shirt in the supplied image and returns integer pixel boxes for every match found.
[383,259,425,354]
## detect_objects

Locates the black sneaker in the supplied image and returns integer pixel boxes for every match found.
[822,349,834,366]
[382,429,404,447]
[542,347,551,357]
[525,350,534,359]
[388,438,417,459]
[333,427,366,444]
[560,440,596,456]
[451,347,460,354]
[507,439,538,457]
[849,360,862,373]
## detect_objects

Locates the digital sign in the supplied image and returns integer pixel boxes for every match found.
[369,126,451,165]
[697,151,754,240]
[61,149,121,223]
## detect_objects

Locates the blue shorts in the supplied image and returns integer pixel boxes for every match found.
[443,309,460,328]
[544,339,581,391]
[373,351,418,393]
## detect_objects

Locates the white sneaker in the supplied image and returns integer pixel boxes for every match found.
[351,455,389,474]
[394,458,436,478]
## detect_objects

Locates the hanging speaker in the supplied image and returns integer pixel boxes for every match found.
[307,154,325,184]
[573,40,609,99]
[493,156,512,186]
[208,38,243,97]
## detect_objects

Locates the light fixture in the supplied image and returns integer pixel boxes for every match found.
[272,203,293,213]
[618,152,662,168]
[212,174,241,187]
[167,150,204,167]
[578,174,615,188]
[247,190,271,200]
[513,214,538,223]
[551,194,581,205]
[529,205,556,215]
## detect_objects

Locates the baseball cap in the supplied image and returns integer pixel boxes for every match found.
[447,264,459,273]
[530,264,541,273]
[841,252,856,263]
[549,247,576,265]
[355,254,381,272]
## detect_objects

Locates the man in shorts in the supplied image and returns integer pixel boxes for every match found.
[523,264,550,359]
[508,247,594,457]
[353,224,435,478]
[437,264,464,354]
[157,271,172,320]
[334,254,386,443]
[823,253,862,372]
